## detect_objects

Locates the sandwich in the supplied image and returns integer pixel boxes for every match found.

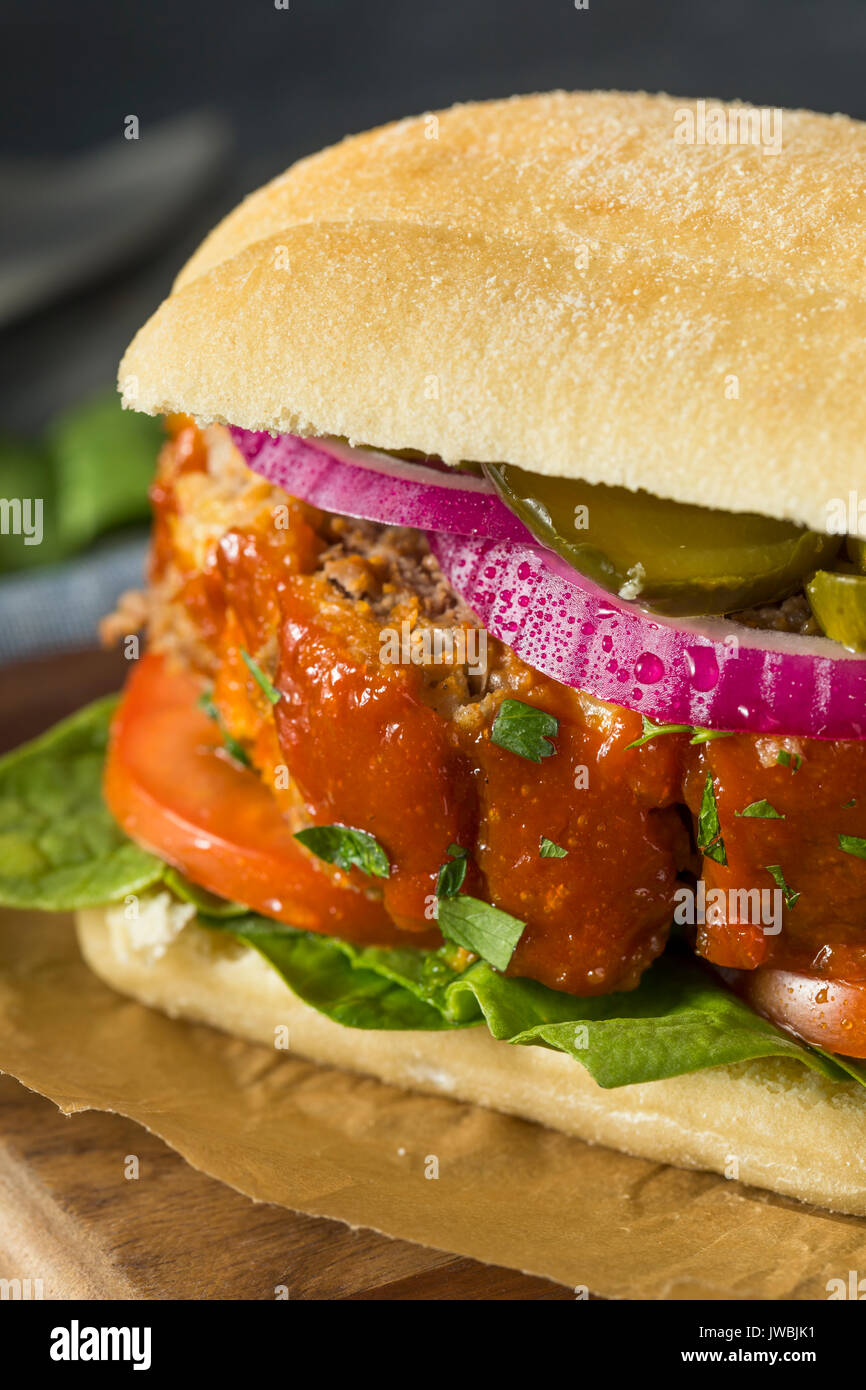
[4,90,866,1217]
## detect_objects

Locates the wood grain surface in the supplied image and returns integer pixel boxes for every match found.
[0,646,571,1300]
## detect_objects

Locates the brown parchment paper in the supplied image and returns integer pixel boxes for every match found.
[2,909,866,1300]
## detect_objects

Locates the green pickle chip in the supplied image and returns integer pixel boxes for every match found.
[485,462,841,618]
[807,570,866,652]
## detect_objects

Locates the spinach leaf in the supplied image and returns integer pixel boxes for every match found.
[0,696,163,908]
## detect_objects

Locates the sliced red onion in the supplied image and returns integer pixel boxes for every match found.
[230,427,530,542]
[431,533,866,741]
[230,426,866,738]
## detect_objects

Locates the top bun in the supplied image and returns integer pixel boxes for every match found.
[119,91,866,530]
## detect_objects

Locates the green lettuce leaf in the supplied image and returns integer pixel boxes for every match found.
[162,868,249,919]
[0,697,164,908]
[204,916,855,1088]
[0,697,863,1091]
[214,916,464,1031]
[445,951,855,1088]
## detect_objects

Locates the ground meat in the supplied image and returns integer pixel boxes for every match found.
[730,591,818,636]
[319,515,476,625]
[98,588,151,648]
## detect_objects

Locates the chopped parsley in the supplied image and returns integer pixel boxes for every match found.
[240,648,281,705]
[843,798,858,809]
[539,835,568,858]
[688,727,736,745]
[735,800,785,819]
[490,698,559,762]
[839,834,866,860]
[626,716,733,750]
[436,894,527,972]
[436,844,468,898]
[196,690,251,768]
[776,749,803,772]
[294,824,390,878]
[626,717,690,749]
[765,864,800,910]
[197,690,219,720]
[697,773,727,865]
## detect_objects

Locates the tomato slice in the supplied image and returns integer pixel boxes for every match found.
[730,966,866,1058]
[105,652,429,946]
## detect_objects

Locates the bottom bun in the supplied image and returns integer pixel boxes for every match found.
[76,904,866,1215]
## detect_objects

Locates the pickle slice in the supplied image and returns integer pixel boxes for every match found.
[846,536,866,573]
[807,571,866,652]
[485,463,841,617]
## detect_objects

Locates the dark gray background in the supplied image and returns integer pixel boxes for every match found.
[2,0,865,430]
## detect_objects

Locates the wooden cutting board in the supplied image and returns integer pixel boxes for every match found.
[0,647,570,1300]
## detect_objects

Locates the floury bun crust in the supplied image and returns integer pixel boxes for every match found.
[119,90,866,532]
[77,905,866,1217]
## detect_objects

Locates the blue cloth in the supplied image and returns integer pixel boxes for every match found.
[0,533,147,663]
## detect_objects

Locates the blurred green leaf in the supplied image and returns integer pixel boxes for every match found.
[49,394,162,551]
[0,392,162,575]
[0,438,60,573]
